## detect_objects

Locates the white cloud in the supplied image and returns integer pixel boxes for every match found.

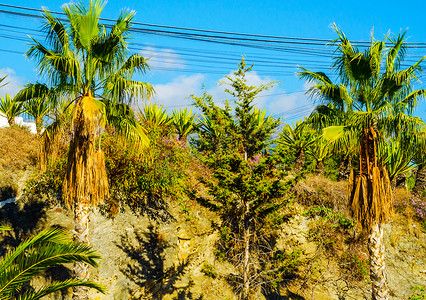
[140,47,185,72]
[136,70,314,124]
[263,82,315,123]
[140,74,205,110]
[0,68,24,96]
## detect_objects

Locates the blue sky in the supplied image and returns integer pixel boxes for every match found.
[1,0,426,122]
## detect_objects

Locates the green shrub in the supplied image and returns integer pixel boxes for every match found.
[409,286,426,300]
[25,133,191,210]
[341,253,370,283]
[201,262,218,279]
[103,134,190,206]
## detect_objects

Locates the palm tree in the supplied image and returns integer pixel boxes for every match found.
[298,25,426,300]
[15,83,56,134]
[306,136,332,175]
[0,94,24,126]
[26,2,153,298]
[172,108,197,142]
[0,226,105,299]
[377,138,414,189]
[137,102,173,136]
[277,120,315,173]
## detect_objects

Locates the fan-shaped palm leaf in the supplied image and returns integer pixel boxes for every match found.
[172,108,197,142]
[0,228,105,300]
[0,94,24,126]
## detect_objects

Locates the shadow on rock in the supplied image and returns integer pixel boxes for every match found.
[0,200,47,252]
[103,192,175,224]
[117,225,197,299]
[129,194,175,224]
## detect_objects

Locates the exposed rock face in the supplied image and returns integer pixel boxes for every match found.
[3,196,238,300]
[1,163,426,299]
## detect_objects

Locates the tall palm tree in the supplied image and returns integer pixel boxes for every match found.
[298,25,426,300]
[0,94,24,126]
[26,1,153,299]
[0,226,105,299]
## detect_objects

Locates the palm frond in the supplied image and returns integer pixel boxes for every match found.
[0,228,104,299]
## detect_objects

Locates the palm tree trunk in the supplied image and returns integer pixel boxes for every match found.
[338,156,351,181]
[413,164,426,196]
[315,160,324,175]
[395,173,407,189]
[8,117,15,126]
[72,197,90,300]
[351,128,391,300]
[35,117,43,135]
[294,149,305,173]
[369,223,389,300]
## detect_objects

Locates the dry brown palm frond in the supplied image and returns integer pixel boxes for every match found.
[63,95,109,208]
[40,121,64,171]
[350,167,393,230]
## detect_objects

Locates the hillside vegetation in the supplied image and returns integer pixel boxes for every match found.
[1,2,426,299]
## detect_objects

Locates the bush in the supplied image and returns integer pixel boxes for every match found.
[25,156,67,204]
[103,134,190,207]
[409,286,426,300]
[201,262,218,279]
[341,253,369,283]
[395,194,426,220]
[25,133,191,211]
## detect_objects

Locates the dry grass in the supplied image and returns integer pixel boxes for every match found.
[0,127,39,170]
[0,127,39,199]
[293,175,348,213]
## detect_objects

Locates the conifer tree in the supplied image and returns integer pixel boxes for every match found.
[193,59,291,299]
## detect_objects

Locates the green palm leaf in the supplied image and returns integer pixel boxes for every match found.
[0,228,105,299]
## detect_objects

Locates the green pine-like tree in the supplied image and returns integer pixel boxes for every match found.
[192,59,292,299]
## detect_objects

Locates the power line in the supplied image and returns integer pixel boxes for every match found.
[2,3,426,47]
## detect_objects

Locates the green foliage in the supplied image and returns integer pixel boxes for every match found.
[341,253,370,283]
[0,94,24,126]
[201,262,218,279]
[15,83,57,134]
[26,157,67,203]
[378,137,415,182]
[137,103,173,137]
[323,155,341,181]
[172,108,198,142]
[305,206,354,230]
[278,121,315,157]
[421,221,426,233]
[26,131,191,209]
[306,206,355,254]
[0,70,7,88]
[0,227,105,299]
[263,249,304,289]
[192,59,291,296]
[104,134,190,206]
[409,286,426,300]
